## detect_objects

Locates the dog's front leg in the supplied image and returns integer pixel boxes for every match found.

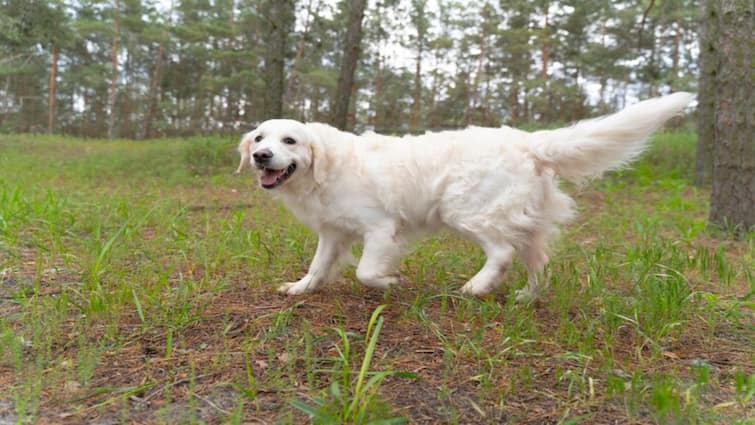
[279,232,348,295]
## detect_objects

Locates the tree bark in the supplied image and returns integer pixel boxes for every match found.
[411,44,423,132]
[410,0,428,133]
[47,46,58,134]
[373,53,383,131]
[288,0,319,119]
[510,84,519,124]
[262,0,296,119]
[107,0,120,139]
[331,0,367,130]
[541,4,549,82]
[428,68,439,129]
[144,43,164,139]
[695,0,717,187]
[709,0,754,234]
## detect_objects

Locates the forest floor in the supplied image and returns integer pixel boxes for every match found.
[0,131,752,424]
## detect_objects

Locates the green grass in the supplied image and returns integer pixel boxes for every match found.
[0,130,752,424]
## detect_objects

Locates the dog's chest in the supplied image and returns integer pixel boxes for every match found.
[279,192,368,235]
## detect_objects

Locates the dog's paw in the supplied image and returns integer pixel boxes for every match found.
[358,273,400,289]
[514,288,538,303]
[278,276,316,295]
[460,283,488,296]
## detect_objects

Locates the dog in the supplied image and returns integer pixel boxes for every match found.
[236,93,692,301]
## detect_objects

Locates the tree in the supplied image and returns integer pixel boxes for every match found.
[498,2,533,124]
[43,1,70,134]
[707,0,754,234]
[261,0,296,119]
[694,0,717,187]
[409,0,428,132]
[143,21,167,139]
[331,0,367,130]
[107,0,120,139]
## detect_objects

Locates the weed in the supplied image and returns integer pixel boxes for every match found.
[292,305,413,424]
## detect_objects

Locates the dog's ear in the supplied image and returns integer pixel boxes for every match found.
[307,124,332,186]
[235,133,253,174]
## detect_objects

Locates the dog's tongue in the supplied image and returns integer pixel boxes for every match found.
[261,169,285,186]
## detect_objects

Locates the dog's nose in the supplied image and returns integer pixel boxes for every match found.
[253,149,273,163]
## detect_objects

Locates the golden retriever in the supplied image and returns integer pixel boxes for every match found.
[236,93,692,301]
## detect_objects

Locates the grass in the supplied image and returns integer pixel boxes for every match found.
[0,129,753,424]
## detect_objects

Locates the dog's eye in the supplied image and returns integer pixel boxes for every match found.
[254,135,263,143]
[282,137,296,145]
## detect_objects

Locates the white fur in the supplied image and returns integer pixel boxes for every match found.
[237,93,693,300]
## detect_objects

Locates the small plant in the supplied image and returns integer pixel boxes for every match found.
[733,370,755,408]
[292,305,413,424]
[648,375,682,424]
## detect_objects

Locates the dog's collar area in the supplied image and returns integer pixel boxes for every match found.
[260,163,297,189]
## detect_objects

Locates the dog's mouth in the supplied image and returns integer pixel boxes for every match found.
[259,163,297,189]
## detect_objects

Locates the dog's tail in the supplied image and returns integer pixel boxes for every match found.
[528,92,693,184]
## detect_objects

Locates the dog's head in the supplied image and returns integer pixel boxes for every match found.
[236,119,329,190]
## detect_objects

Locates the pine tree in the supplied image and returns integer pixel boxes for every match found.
[331,0,367,130]
[261,0,295,119]
[708,0,754,234]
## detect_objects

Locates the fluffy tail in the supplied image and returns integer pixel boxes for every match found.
[528,92,693,183]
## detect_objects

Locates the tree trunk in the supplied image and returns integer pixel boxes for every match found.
[411,46,423,132]
[464,70,472,126]
[709,0,754,234]
[144,43,164,139]
[428,68,439,129]
[347,82,358,129]
[47,46,58,134]
[288,0,319,119]
[709,0,755,234]
[510,84,519,124]
[695,0,717,187]
[262,0,295,119]
[410,1,428,133]
[122,48,133,138]
[540,4,550,120]
[541,4,549,81]
[107,0,120,139]
[373,53,383,131]
[331,0,367,130]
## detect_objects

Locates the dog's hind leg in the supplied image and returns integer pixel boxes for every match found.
[356,228,404,289]
[279,231,351,295]
[515,230,551,302]
[327,245,356,282]
[460,241,516,296]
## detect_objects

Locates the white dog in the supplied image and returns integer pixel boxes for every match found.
[237,93,692,301]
